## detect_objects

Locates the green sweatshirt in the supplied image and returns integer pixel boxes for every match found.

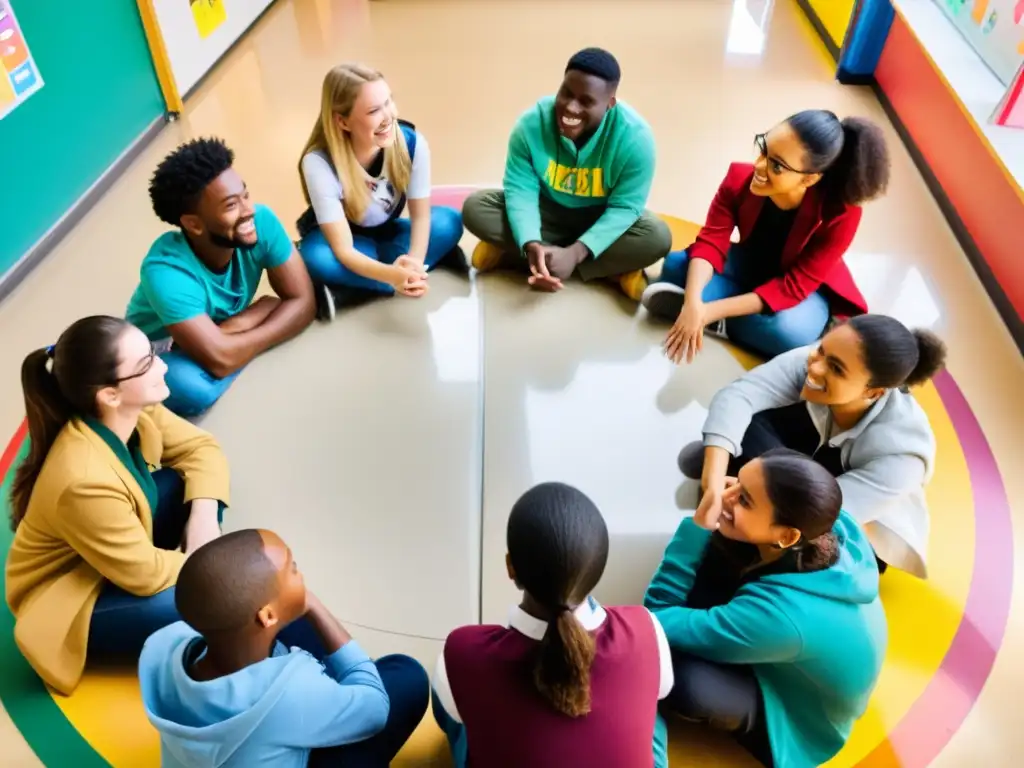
[502,95,656,257]
[645,513,887,768]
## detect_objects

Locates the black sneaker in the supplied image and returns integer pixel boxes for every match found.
[313,282,336,322]
[640,282,686,321]
[437,245,469,273]
[677,440,705,479]
[642,283,729,338]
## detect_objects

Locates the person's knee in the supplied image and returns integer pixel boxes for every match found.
[646,215,673,259]
[764,304,829,355]
[378,654,430,708]
[461,189,502,240]
[659,249,690,286]
[298,231,338,283]
[431,206,465,251]
[163,359,229,417]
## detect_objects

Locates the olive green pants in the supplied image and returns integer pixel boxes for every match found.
[462,189,671,280]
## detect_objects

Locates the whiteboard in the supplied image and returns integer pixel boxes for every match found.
[152,0,275,96]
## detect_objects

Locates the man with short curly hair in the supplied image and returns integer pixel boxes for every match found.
[126,138,315,417]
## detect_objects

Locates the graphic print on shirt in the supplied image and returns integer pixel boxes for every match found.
[367,177,400,216]
[543,160,606,198]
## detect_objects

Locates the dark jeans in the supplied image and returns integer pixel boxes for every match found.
[308,652,430,767]
[663,653,774,767]
[462,189,671,280]
[87,468,216,657]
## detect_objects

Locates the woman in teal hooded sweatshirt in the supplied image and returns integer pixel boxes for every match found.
[645,448,886,767]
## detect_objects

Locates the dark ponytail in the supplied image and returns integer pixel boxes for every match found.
[535,606,598,717]
[846,314,947,390]
[760,448,842,572]
[506,482,609,718]
[10,316,129,530]
[786,110,891,206]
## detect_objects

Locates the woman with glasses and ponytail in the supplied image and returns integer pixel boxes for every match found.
[432,482,675,768]
[646,449,887,768]
[642,110,891,362]
[5,316,230,695]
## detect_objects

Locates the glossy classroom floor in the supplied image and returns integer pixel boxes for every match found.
[1,0,1023,765]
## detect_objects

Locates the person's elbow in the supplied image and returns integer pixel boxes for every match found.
[364,692,390,735]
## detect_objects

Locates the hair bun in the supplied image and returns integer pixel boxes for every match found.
[906,329,947,387]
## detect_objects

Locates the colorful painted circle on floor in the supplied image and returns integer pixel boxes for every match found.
[0,187,1012,767]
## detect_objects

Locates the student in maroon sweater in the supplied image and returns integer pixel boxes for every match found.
[431,482,674,768]
[642,110,891,361]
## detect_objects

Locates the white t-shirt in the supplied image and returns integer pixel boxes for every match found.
[301,130,431,229]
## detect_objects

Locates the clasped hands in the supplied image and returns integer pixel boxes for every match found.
[523,241,588,292]
[387,255,429,297]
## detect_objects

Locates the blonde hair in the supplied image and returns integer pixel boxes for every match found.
[299,63,412,223]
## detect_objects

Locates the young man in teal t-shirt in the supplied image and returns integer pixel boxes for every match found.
[126,138,316,417]
[462,48,671,302]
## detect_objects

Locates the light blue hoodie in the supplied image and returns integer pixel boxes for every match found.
[139,622,390,767]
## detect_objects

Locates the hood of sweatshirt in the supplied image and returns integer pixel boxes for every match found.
[138,622,307,768]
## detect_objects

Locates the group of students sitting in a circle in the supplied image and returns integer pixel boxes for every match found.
[4,47,948,767]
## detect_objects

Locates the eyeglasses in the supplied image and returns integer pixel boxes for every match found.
[113,347,157,384]
[754,133,817,175]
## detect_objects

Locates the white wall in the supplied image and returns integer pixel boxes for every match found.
[153,0,275,96]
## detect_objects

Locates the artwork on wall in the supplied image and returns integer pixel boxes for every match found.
[992,59,1024,127]
[935,0,1024,84]
[0,0,44,121]
[190,0,228,39]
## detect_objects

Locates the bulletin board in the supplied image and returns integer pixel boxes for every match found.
[146,0,276,101]
[933,0,1024,84]
[0,0,43,121]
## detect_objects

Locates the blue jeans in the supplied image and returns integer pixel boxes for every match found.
[299,206,464,292]
[658,245,831,358]
[161,349,243,418]
[308,652,430,766]
[87,469,223,657]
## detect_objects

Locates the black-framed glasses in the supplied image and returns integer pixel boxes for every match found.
[754,133,817,175]
[113,347,157,384]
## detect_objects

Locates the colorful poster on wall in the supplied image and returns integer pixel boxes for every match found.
[190,0,227,39]
[934,0,1024,85]
[0,1,44,121]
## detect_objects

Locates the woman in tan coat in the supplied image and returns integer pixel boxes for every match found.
[6,315,230,694]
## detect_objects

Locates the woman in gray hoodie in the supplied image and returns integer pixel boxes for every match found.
[678,314,946,578]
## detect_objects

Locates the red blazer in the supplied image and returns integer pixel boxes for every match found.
[688,162,868,317]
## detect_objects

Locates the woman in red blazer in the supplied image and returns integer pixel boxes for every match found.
[642,110,890,361]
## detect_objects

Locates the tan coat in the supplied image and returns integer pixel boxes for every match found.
[5,405,230,694]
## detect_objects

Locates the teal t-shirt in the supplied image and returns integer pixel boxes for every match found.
[126,205,292,341]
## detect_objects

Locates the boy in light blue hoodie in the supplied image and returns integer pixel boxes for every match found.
[139,529,429,767]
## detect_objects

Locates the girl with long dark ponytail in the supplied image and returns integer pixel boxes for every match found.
[643,107,891,362]
[7,315,229,696]
[433,482,674,767]
[10,316,128,529]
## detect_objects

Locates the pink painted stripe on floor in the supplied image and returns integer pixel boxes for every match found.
[861,370,1014,766]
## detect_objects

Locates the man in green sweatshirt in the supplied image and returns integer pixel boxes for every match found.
[463,48,671,302]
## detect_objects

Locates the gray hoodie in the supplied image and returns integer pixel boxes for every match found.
[702,346,935,578]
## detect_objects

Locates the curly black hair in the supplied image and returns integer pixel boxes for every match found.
[786,110,891,207]
[149,137,235,226]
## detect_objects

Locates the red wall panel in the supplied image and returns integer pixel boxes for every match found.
[874,12,1024,320]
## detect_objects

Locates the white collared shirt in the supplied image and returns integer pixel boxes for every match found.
[432,597,674,724]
